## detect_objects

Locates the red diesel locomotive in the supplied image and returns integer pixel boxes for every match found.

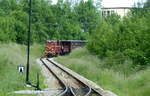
[44,40,86,57]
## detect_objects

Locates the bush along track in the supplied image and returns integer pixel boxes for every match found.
[55,48,150,96]
[0,43,45,96]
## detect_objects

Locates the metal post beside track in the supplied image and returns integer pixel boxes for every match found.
[26,0,32,84]
[36,73,41,90]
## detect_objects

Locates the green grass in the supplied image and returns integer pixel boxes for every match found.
[55,48,150,96]
[0,43,45,96]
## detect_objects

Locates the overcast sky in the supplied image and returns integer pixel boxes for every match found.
[102,0,146,7]
[52,0,146,7]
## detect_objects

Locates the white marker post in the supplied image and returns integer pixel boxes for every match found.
[18,65,24,73]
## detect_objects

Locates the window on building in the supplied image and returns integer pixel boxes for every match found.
[102,11,106,16]
[111,10,115,14]
[102,10,115,16]
[107,11,110,15]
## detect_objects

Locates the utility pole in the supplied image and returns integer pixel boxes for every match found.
[26,0,32,84]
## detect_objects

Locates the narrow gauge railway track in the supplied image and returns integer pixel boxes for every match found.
[41,58,92,96]
[40,58,69,96]
[46,58,102,96]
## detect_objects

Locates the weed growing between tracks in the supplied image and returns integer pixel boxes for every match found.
[0,43,45,96]
[55,48,150,96]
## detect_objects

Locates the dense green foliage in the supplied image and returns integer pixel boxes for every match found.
[0,43,45,96]
[87,0,150,67]
[0,0,150,95]
[0,0,100,44]
[56,48,150,96]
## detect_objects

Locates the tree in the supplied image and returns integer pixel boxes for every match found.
[144,0,150,8]
[87,0,150,66]
[75,0,100,33]
[0,17,17,42]
[0,0,101,43]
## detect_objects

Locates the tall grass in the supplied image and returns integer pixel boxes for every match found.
[55,48,150,96]
[0,43,45,96]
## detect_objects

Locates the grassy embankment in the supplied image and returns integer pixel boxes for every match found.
[55,48,150,96]
[0,43,45,96]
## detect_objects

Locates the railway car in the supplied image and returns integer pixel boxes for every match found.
[44,40,86,57]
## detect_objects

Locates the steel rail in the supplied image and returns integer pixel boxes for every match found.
[40,58,69,96]
[47,58,103,96]
[47,58,92,96]
[70,87,76,96]
[91,88,103,96]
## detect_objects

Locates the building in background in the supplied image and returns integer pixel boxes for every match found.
[101,7,132,17]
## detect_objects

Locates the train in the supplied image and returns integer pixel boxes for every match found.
[44,40,86,57]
